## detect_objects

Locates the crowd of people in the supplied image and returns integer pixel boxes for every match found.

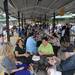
[0,23,75,75]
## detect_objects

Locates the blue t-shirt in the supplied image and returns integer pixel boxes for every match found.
[26,36,37,54]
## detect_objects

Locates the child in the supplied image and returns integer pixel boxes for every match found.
[47,56,62,75]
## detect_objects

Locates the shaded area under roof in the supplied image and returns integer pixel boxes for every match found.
[0,0,75,19]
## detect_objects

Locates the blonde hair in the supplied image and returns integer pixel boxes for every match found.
[0,45,6,56]
[4,42,15,61]
[0,42,16,62]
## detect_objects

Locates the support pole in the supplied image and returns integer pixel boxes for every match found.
[4,0,10,42]
[21,13,23,29]
[18,11,21,36]
[24,18,26,26]
[52,12,56,33]
[44,14,47,24]
[45,14,46,22]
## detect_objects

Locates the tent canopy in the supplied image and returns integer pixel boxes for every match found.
[0,0,75,19]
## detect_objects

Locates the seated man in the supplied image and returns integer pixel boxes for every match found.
[38,37,54,56]
[36,37,54,71]
[26,32,37,55]
[48,42,75,75]
[56,43,75,75]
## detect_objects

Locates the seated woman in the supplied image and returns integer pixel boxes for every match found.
[0,42,30,75]
[15,39,32,64]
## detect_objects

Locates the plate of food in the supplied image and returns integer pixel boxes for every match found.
[32,55,40,61]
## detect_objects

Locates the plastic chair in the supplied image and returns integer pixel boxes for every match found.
[16,64,29,69]
[15,64,31,75]
[15,70,31,75]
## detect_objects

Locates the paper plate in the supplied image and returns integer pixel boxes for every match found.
[32,55,40,61]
